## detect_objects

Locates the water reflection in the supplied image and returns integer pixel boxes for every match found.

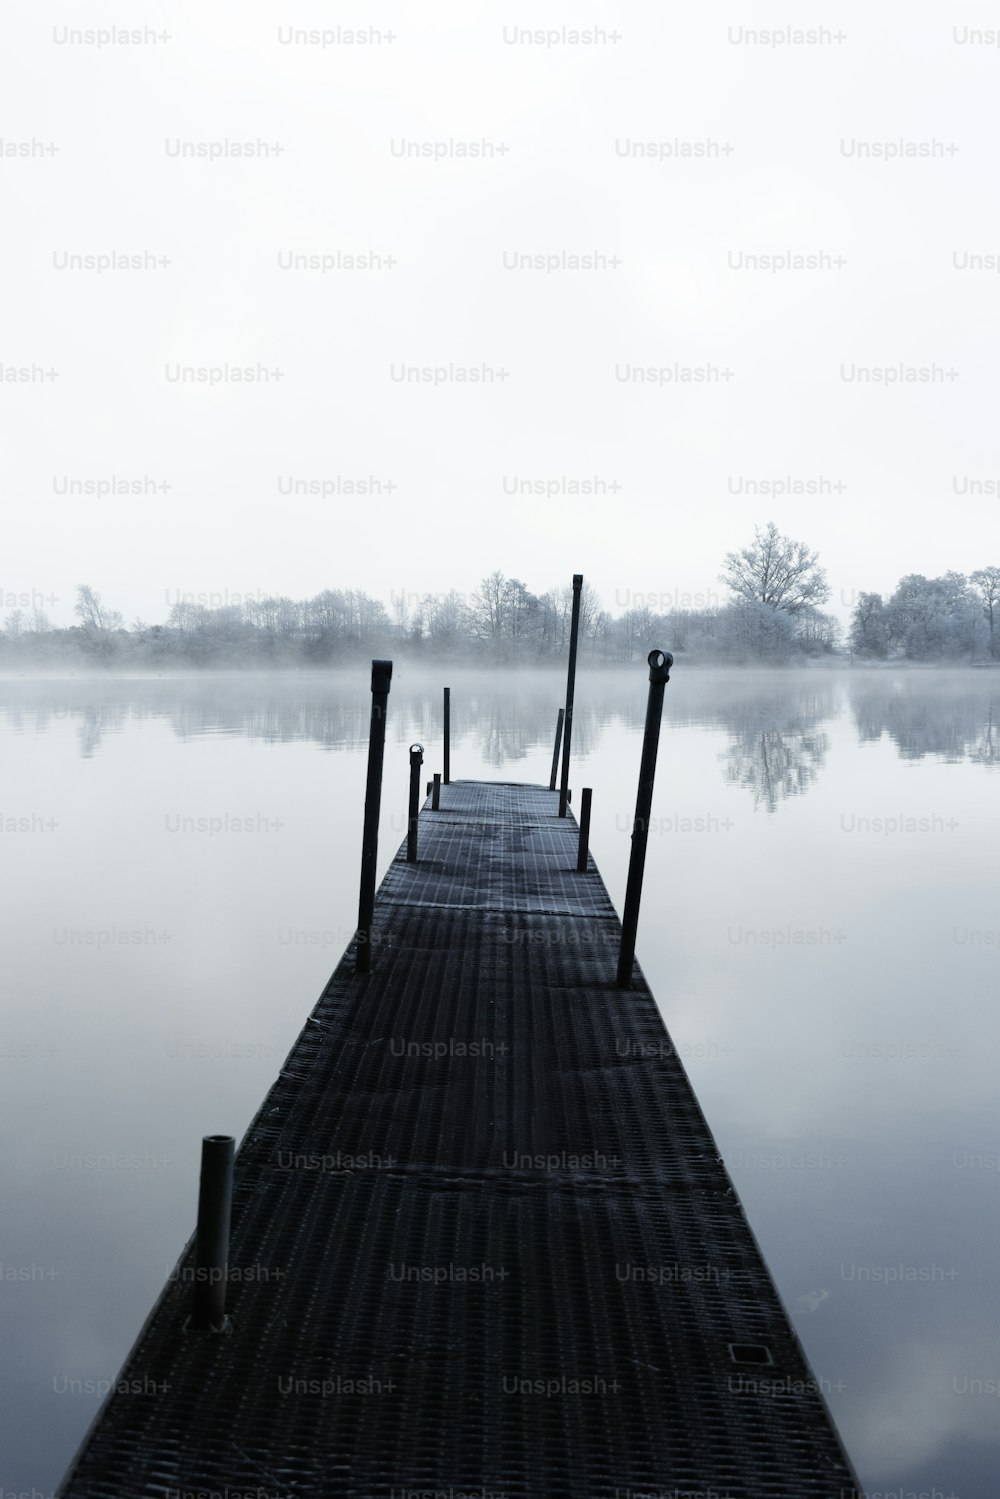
[721,725,830,811]
[0,675,604,764]
[0,671,996,797]
[682,677,841,812]
[850,676,1000,766]
[2,666,999,1497]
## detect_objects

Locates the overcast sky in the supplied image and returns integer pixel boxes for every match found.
[4,0,998,628]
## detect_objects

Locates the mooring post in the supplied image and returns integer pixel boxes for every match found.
[189,1134,235,1331]
[549,707,565,792]
[559,574,583,817]
[432,771,441,810]
[407,743,424,862]
[616,649,673,989]
[577,787,593,873]
[443,687,451,784]
[356,659,392,975]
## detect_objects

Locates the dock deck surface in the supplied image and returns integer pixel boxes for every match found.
[59,780,859,1499]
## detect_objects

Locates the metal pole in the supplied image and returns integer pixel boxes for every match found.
[356,659,392,975]
[407,743,424,862]
[577,787,592,873]
[616,650,673,989]
[549,708,565,792]
[432,772,441,810]
[443,687,451,784]
[558,574,583,817]
[190,1134,235,1330]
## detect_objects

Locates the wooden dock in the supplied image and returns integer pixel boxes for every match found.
[57,780,860,1498]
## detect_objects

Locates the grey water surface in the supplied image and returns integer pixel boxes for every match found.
[1,666,997,1496]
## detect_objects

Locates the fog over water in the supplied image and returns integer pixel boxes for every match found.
[1,666,998,1495]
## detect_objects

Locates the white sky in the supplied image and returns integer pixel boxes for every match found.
[3,0,999,628]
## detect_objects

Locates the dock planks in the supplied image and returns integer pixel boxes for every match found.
[58,781,860,1499]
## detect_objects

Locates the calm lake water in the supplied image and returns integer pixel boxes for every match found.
[1,666,997,1496]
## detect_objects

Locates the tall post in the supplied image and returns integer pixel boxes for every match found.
[558,574,583,818]
[189,1134,235,1331]
[616,650,673,989]
[356,659,392,975]
[443,687,451,784]
[549,708,565,792]
[407,743,424,862]
[577,787,593,873]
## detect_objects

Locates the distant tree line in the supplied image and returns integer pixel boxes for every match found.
[849,569,1000,662]
[3,526,996,669]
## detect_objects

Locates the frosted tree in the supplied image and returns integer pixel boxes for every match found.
[720,522,830,616]
[74,584,123,634]
[971,567,1000,657]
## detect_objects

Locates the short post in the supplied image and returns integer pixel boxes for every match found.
[616,650,673,989]
[189,1134,235,1331]
[577,787,592,873]
[559,574,583,817]
[443,687,451,784]
[432,772,441,810]
[356,659,392,975]
[549,708,565,792]
[407,743,424,862]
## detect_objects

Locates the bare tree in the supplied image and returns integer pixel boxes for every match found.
[74,584,123,633]
[428,590,471,647]
[505,578,539,658]
[391,591,409,640]
[720,522,830,615]
[971,567,1000,657]
[470,570,510,647]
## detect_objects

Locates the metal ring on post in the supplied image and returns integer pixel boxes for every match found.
[647,648,672,684]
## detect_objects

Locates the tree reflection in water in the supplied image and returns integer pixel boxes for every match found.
[0,671,995,801]
[688,678,839,813]
[849,674,999,768]
[721,725,829,812]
